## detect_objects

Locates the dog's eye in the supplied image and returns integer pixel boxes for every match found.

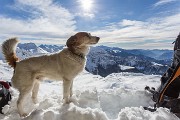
[88,33,91,36]
[86,33,91,38]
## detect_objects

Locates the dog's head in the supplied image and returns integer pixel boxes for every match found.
[66,32,100,49]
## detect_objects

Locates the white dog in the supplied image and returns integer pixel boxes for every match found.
[2,32,100,117]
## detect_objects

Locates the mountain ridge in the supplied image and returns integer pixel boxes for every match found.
[0,43,173,77]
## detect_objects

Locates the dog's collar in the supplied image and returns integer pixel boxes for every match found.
[64,48,86,64]
[72,52,85,59]
[68,48,85,59]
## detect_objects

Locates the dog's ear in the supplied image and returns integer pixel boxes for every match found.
[66,35,78,50]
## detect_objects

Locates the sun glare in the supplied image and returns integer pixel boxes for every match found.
[79,0,93,11]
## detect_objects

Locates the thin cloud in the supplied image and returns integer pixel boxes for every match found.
[0,0,76,44]
[153,0,178,7]
[92,13,180,49]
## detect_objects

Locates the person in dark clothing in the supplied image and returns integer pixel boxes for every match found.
[158,33,180,102]
[158,33,180,99]
[145,33,180,116]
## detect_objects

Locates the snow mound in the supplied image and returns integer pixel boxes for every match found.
[0,68,179,120]
[22,103,108,120]
[118,107,178,120]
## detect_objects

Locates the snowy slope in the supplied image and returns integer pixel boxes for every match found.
[0,62,179,120]
[0,43,63,60]
[86,46,170,77]
[0,60,13,81]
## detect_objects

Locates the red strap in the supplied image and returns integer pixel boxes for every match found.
[0,81,10,89]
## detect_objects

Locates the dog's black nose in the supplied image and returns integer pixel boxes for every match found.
[96,37,100,41]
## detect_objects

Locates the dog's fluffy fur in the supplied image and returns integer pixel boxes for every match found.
[2,32,99,117]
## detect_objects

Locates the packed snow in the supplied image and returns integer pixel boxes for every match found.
[0,61,179,120]
[151,62,164,67]
[113,50,121,53]
[119,65,135,70]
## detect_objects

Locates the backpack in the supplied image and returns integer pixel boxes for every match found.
[0,81,12,114]
[144,33,180,117]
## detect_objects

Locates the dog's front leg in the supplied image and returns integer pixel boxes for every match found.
[32,81,40,104]
[70,80,73,97]
[17,91,29,117]
[63,79,72,103]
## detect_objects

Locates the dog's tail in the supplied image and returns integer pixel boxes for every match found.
[2,38,19,68]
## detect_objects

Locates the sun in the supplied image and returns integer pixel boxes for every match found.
[78,0,93,11]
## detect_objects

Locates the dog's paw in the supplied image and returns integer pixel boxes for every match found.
[62,96,79,105]
[62,98,70,104]
[69,96,79,105]
[20,112,28,117]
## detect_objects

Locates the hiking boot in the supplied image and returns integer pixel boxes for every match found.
[145,86,159,102]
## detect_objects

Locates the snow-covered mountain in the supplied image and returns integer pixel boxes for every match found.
[16,43,63,59]
[39,44,64,53]
[86,46,172,77]
[126,49,173,60]
[0,60,179,120]
[0,43,173,77]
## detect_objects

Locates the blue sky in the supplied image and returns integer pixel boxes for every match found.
[0,0,180,49]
